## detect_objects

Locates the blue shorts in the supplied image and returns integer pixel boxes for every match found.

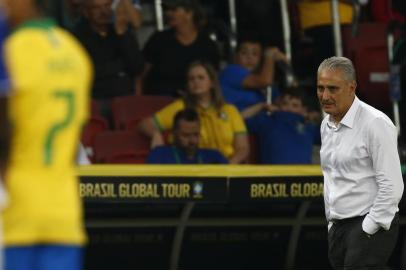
[5,245,83,270]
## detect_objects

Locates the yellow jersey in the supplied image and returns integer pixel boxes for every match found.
[154,99,247,158]
[298,0,353,30]
[3,19,92,245]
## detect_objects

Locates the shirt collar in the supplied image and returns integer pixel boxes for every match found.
[327,96,360,129]
[14,18,56,33]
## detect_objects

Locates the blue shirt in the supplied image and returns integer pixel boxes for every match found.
[219,64,279,111]
[254,111,320,164]
[146,146,228,164]
[0,14,9,96]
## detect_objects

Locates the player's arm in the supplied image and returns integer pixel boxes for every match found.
[0,97,10,179]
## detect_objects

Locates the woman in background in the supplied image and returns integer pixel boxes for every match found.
[137,0,220,97]
[138,61,249,164]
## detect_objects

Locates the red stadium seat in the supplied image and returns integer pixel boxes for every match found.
[81,100,110,161]
[112,95,174,130]
[81,115,109,149]
[341,22,391,110]
[91,99,101,116]
[93,130,151,164]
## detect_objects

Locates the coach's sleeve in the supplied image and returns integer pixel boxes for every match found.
[362,117,404,235]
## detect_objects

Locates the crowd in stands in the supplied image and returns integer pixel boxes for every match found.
[43,0,405,165]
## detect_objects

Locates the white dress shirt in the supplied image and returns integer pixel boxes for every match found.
[320,96,404,234]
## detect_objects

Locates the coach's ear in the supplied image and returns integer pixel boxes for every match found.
[349,80,357,95]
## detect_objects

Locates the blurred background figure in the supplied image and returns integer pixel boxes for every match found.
[297,0,353,76]
[44,0,84,31]
[220,37,288,132]
[138,0,220,97]
[112,0,143,34]
[251,89,321,164]
[139,61,249,164]
[0,0,92,270]
[147,109,228,164]
[236,0,284,50]
[73,0,144,118]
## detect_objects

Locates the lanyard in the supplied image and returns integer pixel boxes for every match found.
[172,146,203,164]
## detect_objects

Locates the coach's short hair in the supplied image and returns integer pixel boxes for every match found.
[317,56,356,82]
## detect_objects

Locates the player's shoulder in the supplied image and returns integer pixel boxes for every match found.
[7,19,83,52]
[5,19,58,56]
[53,26,93,73]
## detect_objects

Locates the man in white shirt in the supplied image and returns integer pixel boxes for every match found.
[318,56,404,269]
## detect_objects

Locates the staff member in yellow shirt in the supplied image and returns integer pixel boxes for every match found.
[0,0,92,269]
[139,61,249,164]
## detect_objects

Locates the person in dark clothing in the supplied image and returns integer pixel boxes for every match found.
[138,0,220,97]
[73,0,144,99]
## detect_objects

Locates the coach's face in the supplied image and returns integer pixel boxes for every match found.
[317,68,356,123]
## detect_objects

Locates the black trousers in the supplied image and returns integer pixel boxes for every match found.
[328,214,399,270]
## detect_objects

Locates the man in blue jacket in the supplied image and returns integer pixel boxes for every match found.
[147,109,228,164]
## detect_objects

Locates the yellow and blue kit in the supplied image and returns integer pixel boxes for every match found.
[3,18,92,246]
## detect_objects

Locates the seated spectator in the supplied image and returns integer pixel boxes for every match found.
[73,0,144,100]
[147,109,228,164]
[137,0,220,97]
[251,89,321,164]
[219,38,288,131]
[138,61,249,164]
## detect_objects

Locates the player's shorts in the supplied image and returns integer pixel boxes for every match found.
[5,245,82,270]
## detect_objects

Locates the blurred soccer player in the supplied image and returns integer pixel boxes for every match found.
[0,0,93,270]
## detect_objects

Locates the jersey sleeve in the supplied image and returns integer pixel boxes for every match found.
[153,99,184,131]
[226,104,247,134]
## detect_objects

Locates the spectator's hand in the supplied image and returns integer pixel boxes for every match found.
[115,1,129,35]
[263,103,280,113]
[265,47,289,63]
